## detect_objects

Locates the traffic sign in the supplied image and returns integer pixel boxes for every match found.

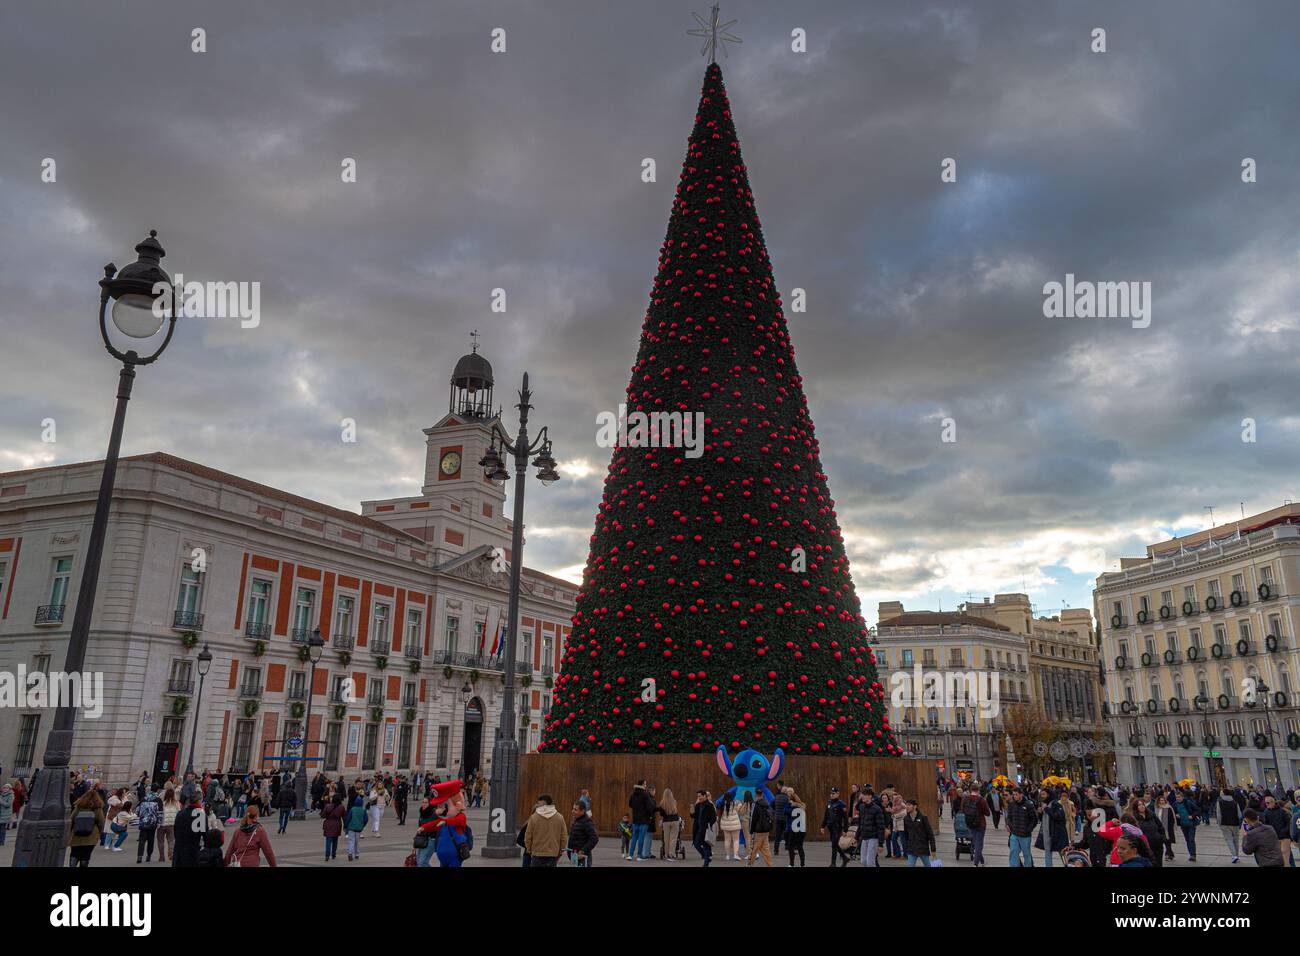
[288,735,303,749]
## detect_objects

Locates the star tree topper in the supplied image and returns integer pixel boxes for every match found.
[688,4,742,62]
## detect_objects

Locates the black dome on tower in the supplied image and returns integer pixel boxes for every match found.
[448,336,495,419]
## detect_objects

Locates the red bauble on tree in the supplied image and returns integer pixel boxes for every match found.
[539,63,896,758]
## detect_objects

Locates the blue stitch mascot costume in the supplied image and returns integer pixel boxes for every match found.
[716,745,784,805]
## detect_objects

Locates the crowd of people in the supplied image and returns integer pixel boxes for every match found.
[933,776,1298,869]
[508,774,1299,869]
[6,762,1296,870]
[0,763,490,868]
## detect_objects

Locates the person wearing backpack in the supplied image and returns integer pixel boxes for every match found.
[344,794,367,861]
[746,792,774,866]
[67,788,105,867]
[960,783,991,867]
[135,787,162,862]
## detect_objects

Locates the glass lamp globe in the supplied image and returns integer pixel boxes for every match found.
[111,292,166,338]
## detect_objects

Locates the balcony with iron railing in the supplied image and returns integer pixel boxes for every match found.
[431,649,530,674]
[287,686,308,701]
[404,644,423,659]
[167,678,195,695]
[173,609,205,630]
[370,639,391,657]
[238,682,264,699]
[328,688,350,704]
[244,620,272,640]
[542,663,554,677]
[35,604,65,626]
[366,692,384,707]
[332,632,354,650]
[403,693,417,708]
[291,626,314,645]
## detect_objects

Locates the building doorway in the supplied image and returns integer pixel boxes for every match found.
[461,696,484,777]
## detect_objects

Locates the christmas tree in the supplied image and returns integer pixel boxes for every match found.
[540,63,897,757]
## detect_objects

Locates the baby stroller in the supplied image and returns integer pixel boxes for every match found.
[951,809,973,860]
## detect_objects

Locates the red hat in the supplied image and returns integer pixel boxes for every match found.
[428,780,465,806]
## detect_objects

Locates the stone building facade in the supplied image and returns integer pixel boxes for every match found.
[0,349,577,786]
[1094,506,1300,788]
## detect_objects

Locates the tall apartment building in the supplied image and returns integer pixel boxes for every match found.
[0,347,576,785]
[963,594,1106,733]
[873,601,1031,780]
[1094,506,1300,788]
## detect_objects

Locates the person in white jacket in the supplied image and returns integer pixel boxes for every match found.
[108,803,138,852]
[157,786,181,862]
[368,783,390,835]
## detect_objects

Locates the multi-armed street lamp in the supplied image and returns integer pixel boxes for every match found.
[293,628,327,817]
[13,231,181,867]
[479,373,559,859]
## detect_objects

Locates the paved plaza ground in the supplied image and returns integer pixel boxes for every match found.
[0,804,1267,868]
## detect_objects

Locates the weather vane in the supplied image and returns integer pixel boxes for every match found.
[688,4,742,62]
[470,328,480,353]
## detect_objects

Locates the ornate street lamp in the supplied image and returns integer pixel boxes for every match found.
[294,628,327,817]
[481,373,559,858]
[13,230,180,868]
[186,643,214,776]
[1253,681,1286,794]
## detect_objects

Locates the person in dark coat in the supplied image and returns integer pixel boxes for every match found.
[310,773,327,811]
[320,794,345,862]
[690,790,716,866]
[1132,800,1166,867]
[627,781,656,861]
[394,776,410,826]
[770,781,790,856]
[1005,787,1039,867]
[854,787,886,867]
[821,787,851,867]
[1035,788,1070,865]
[1084,787,1118,867]
[901,799,936,866]
[567,802,599,866]
[171,785,206,868]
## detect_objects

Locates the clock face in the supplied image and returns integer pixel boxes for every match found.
[440,451,461,476]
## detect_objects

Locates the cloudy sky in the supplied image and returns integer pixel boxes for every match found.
[2,1,1297,625]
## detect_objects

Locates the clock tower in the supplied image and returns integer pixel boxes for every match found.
[361,340,509,554]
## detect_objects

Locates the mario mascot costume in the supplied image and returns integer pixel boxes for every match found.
[416,779,473,867]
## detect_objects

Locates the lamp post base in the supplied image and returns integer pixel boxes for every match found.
[481,733,521,859]
[11,729,74,868]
